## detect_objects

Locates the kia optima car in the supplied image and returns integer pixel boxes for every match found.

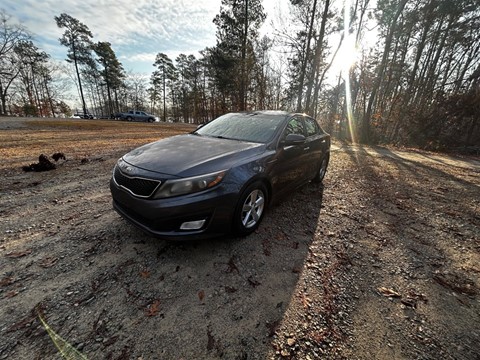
[110,110,330,240]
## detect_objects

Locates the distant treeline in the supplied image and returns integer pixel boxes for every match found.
[0,0,478,150]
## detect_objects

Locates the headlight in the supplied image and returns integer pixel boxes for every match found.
[153,170,226,199]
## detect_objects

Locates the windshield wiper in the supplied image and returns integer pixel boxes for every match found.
[210,135,232,140]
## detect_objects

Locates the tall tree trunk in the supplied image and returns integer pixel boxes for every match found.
[72,41,88,115]
[0,82,7,115]
[240,0,248,111]
[312,33,344,118]
[114,88,119,113]
[0,67,21,114]
[163,68,167,121]
[412,15,445,106]
[405,21,429,104]
[454,41,480,93]
[296,0,317,112]
[355,0,370,43]
[380,22,412,129]
[43,75,55,117]
[349,0,370,118]
[418,14,453,111]
[104,69,113,116]
[305,0,330,115]
[30,66,43,117]
[362,0,408,143]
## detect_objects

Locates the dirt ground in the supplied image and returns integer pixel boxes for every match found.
[0,117,479,360]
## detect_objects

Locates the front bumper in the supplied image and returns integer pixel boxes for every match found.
[110,178,238,240]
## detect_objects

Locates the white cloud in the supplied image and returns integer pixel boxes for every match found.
[123,52,157,64]
[3,0,222,72]
[4,0,290,75]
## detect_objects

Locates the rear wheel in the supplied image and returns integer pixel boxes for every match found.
[233,182,267,235]
[312,153,329,183]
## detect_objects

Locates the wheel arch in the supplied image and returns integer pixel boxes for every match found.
[236,174,273,206]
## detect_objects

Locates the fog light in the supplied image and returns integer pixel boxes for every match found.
[180,219,206,230]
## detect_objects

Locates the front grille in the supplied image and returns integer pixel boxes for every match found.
[114,166,161,198]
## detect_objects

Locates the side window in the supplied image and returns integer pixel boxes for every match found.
[283,117,305,139]
[304,117,319,137]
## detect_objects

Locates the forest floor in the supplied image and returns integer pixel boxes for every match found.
[0,117,479,360]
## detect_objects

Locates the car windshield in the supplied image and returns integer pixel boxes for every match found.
[195,113,285,143]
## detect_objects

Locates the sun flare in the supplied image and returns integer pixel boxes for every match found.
[332,35,361,76]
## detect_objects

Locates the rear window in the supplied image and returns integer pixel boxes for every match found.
[304,117,319,137]
[195,113,285,143]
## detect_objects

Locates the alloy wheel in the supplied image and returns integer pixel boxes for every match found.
[241,189,265,229]
[318,157,328,181]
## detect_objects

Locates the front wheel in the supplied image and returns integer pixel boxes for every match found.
[233,182,267,235]
[312,153,329,183]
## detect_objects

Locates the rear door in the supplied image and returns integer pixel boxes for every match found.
[303,116,327,179]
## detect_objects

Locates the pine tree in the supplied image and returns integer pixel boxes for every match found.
[54,13,93,116]
[92,41,125,115]
[212,0,266,111]
[152,53,176,121]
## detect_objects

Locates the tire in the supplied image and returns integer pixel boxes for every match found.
[233,181,267,235]
[312,153,329,183]
[126,116,133,121]
[148,118,154,123]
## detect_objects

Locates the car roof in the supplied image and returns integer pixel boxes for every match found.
[231,110,305,118]
[240,110,286,115]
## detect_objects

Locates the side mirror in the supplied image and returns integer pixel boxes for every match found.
[283,133,306,146]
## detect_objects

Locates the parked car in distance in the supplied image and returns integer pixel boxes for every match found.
[73,112,94,119]
[115,110,157,122]
[110,110,330,240]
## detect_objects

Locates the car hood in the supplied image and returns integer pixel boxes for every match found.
[123,134,265,177]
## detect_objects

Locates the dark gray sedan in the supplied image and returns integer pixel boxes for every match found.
[110,110,330,240]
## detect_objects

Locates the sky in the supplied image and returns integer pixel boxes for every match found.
[2,0,291,76]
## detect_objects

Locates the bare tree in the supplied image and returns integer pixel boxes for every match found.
[0,10,30,114]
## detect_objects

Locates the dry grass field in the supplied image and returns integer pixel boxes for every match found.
[0,118,195,170]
